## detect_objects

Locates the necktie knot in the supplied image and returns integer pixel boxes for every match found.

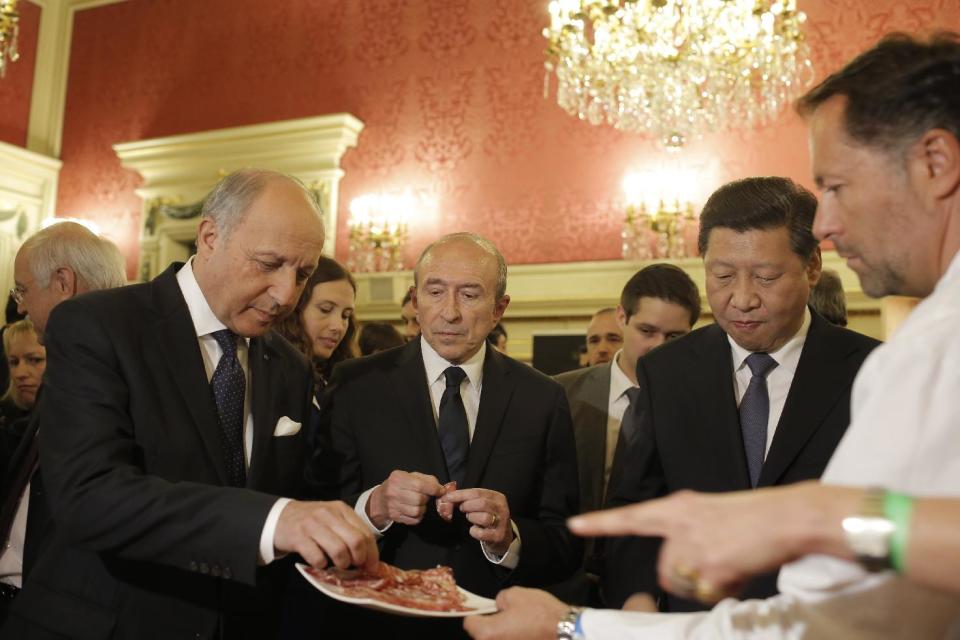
[211,329,239,358]
[624,386,641,405]
[745,352,777,378]
[443,366,467,389]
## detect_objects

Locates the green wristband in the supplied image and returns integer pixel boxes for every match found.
[883,491,914,573]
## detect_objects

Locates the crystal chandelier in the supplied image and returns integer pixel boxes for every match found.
[0,0,19,78]
[543,0,814,147]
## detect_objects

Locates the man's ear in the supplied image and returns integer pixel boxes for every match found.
[51,267,78,299]
[806,246,823,287]
[493,294,510,321]
[615,304,628,330]
[195,217,219,260]
[910,128,960,206]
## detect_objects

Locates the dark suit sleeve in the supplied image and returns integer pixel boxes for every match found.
[38,299,278,587]
[305,364,365,505]
[510,386,583,587]
[601,362,666,608]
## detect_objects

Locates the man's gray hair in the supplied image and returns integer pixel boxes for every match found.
[201,169,323,237]
[20,222,126,291]
[414,232,508,299]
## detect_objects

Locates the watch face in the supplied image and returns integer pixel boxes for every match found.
[842,515,895,569]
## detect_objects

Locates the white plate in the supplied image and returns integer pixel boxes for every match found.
[296,563,498,618]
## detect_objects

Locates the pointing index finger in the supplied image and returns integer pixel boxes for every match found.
[567,501,674,538]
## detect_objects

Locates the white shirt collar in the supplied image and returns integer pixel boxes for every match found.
[420,336,486,392]
[609,350,637,401]
[175,257,232,339]
[729,306,811,375]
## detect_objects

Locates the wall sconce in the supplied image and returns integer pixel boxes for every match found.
[621,170,700,261]
[347,191,433,273]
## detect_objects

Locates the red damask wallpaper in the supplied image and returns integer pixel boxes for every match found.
[0,0,40,148]
[55,0,960,278]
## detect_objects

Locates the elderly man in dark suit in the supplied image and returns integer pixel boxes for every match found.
[0,222,127,627]
[552,264,700,605]
[309,232,581,636]
[3,170,377,640]
[604,177,880,612]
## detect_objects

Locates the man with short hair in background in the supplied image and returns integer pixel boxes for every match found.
[584,308,622,366]
[0,221,127,626]
[552,264,700,605]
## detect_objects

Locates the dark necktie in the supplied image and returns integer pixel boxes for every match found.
[438,366,470,485]
[0,432,38,546]
[740,352,778,487]
[210,329,246,487]
[618,386,643,446]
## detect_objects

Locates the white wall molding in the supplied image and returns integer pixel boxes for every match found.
[115,114,364,281]
[25,0,129,157]
[0,140,62,289]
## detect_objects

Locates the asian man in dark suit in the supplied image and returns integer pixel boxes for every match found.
[308,232,581,637]
[552,264,700,605]
[3,170,378,640]
[604,177,880,612]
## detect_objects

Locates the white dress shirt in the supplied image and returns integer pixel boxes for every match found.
[176,259,288,565]
[355,339,522,569]
[0,449,30,588]
[580,255,960,638]
[606,351,638,486]
[729,307,810,455]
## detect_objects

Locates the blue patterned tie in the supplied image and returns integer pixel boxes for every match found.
[438,366,470,485]
[210,329,246,487]
[740,352,778,487]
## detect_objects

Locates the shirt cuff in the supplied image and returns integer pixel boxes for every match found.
[356,486,393,539]
[480,520,521,569]
[259,497,292,565]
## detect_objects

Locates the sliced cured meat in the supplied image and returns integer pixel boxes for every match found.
[306,562,469,612]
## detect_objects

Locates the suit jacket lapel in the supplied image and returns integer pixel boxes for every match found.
[465,348,515,489]
[692,326,752,488]
[572,364,611,511]
[247,334,284,488]
[759,312,854,486]
[152,265,229,485]
[390,339,449,481]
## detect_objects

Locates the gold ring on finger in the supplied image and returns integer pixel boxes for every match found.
[670,564,698,593]
[490,513,499,528]
[694,579,722,603]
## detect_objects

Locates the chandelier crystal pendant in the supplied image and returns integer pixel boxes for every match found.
[543,0,814,147]
[0,0,19,78]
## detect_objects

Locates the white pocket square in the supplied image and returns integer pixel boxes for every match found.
[273,416,301,437]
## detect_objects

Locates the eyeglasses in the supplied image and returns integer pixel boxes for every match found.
[9,285,25,305]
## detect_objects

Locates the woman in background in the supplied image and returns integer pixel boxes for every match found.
[276,256,357,400]
[0,319,46,476]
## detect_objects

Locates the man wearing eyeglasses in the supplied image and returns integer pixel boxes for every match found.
[0,221,127,627]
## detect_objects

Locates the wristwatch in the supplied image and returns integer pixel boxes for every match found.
[842,487,896,571]
[556,606,585,640]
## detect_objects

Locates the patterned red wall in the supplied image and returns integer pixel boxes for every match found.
[0,0,40,147]
[55,0,960,278]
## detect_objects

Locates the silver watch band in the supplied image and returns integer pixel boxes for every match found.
[557,606,585,640]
